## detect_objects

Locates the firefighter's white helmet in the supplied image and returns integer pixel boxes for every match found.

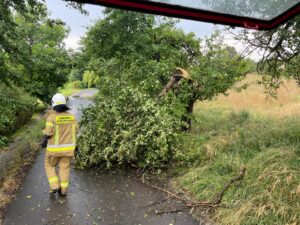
[51,93,66,107]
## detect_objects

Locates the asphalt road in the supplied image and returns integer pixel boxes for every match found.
[3,90,201,225]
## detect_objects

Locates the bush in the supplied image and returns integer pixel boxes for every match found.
[34,99,47,113]
[71,80,84,89]
[0,84,36,146]
[76,86,186,169]
[82,70,98,88]
[68,69,83,82]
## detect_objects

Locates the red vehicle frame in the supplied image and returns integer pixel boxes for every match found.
[74,0,300,30]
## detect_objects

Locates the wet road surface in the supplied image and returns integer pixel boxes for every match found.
[3,90,201,225]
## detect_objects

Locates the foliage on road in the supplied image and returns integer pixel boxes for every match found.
[76,87,185,169]
[75,9,254,169]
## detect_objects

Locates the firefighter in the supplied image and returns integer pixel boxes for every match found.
[41,93,78,197]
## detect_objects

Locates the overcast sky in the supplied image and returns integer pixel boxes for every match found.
[44,0,258,60]
[45,0,217,49]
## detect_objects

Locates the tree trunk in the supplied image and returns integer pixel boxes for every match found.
[182,95,196,131]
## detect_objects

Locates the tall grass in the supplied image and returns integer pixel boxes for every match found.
[199,74,300,117]
[174,74,300,225]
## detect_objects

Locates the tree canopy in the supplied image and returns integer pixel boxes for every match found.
[1,0,72,102]
[76,9,254,169]
[230,15,300,93]
[81,9,253,99]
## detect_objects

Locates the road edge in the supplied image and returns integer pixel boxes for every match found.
[0,114,45,224]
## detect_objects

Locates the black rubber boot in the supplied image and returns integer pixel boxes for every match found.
[58,188,67,197]
[49,189,58,198]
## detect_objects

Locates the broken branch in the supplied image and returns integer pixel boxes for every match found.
[144,167,246,209]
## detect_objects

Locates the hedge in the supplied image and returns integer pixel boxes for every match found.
[0,84,36,146]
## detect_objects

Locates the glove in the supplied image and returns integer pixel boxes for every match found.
[75,146,81,159]
[41,138,48,148]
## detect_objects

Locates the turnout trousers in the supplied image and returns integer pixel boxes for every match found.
[45,153,72,192]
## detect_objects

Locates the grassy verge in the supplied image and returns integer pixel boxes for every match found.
[59,82,82,97]
[174,108,299,225]
[0,114,44,222]
[171,75,300,225]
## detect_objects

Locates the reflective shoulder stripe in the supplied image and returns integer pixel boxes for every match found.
[46,122,54,127]
[56,116,75,125]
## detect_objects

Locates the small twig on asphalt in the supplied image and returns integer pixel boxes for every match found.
[154,206,187,215]
[145,183,189,204]
[143,197,168,208]
[144,182,217,207]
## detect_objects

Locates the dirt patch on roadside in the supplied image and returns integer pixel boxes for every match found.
[0,115,44,224]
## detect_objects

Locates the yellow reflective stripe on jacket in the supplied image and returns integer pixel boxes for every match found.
[48,176,59,184]
[47,145,76,152]
[56,116,75,125]
[54,101,65,105]
[60,182,69,188]
[46,122,54,127]
[55,125,59,144]
[72,124,76,144]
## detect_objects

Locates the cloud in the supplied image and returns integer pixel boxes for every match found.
[222,31,263,61]
[64,35,81,50]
